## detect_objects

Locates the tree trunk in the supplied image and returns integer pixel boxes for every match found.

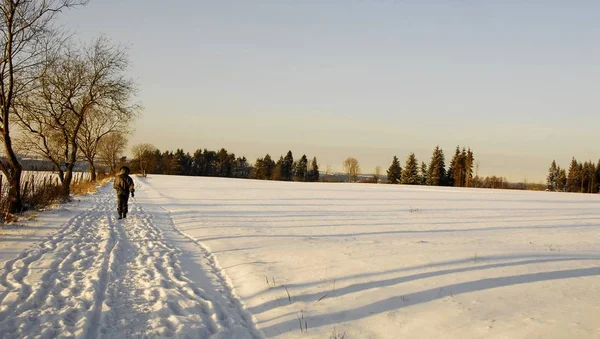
[7,167,22,213]
[88,161,97,182]
[1,136,23,213]
[62,166,73,200]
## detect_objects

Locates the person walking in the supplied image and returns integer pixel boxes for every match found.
[113,166,135,219]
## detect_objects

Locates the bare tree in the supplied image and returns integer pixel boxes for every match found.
[343,157,360,182]
[374,166,382,183]
[131,143,156,177]
[0,0,86,212]
[15,36,136,199]
[97,131,127,175]
[77,104,136,181]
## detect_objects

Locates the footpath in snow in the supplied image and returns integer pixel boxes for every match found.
[0,179,262,339]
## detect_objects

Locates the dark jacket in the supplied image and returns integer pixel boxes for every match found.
[113,173,134,195]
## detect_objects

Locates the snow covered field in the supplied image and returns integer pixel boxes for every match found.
[0,175,599,338]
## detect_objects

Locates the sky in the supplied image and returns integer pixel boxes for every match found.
[59,1,600,182]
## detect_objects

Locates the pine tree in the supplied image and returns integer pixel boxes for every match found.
[582,161,594,193]
[420,162,427,185]
[307,157,319,182]
[272,156,284,180]
[566,158,581,192]
[578,162,585,193]
[233,156,250,178]
[253,158,266,180]
[216,148,234,177]
[465,148,474,187]
[446,146,461,187]
[547,160,558,190]
[387,156,402,184]
[426,146,446,186]
[459,148,467,187]
[254,154,275,180]
[401,153,420,185]
[556,167,567,192]
[202,150,218,176]
[293,155,308,181]
[282,151,294,181]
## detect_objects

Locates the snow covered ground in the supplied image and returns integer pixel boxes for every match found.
[1,175,599,338]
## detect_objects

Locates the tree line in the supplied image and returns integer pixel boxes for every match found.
[547,158,600,193]
[386,146,475,187]
[130,146,320,182]
[131,144,250,178]
[0,1,138,213]
[253,151,319,182]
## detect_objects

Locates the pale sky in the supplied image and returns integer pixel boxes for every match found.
[60,1,600,182]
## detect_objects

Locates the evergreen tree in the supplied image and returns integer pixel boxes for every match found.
[161,151,178,175]
[420,162,427,185]
[216,148,234,177]
[401,153,420,185]
[578,162,585,193]
[253,154,275,180]
[566,158,581,192]
[282,150,294,181]
[253,158,266,180]
[547,160,558,190]
[174,149,192,175]
[202,150,218,176]
[459,148,467,187]
[307,157,319,182]
[446,146,461,187]
[387,156,402,184]
[264,154,275,179]
[191,149,203,176]
[556,167,567,192]
[465,148,474,187]
[426,146,446,186]
[293,155,308,181]
[584,161,596,193]
[233,156,250,178]
[271,156,284,180]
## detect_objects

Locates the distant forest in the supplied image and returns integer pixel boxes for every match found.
[546,159,600,193]
[126,144,599,194]
[128,146,319,182]
[127,144,504,189]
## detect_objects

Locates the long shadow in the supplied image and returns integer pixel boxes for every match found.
[178,216,600,232]
[179,220,484,231]
[245,253,600,300]
[249,257,599,315]
[259,266,600,335]
[173,196,600,205]
[197,222,600,242]
[164,205,588,214]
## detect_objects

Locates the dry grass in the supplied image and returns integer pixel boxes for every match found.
[71,179,106,196]
[1,173,112,224]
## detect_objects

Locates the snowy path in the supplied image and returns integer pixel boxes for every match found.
[0,181,263,338]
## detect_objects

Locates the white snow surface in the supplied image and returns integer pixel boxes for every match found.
[1,175,599,338]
